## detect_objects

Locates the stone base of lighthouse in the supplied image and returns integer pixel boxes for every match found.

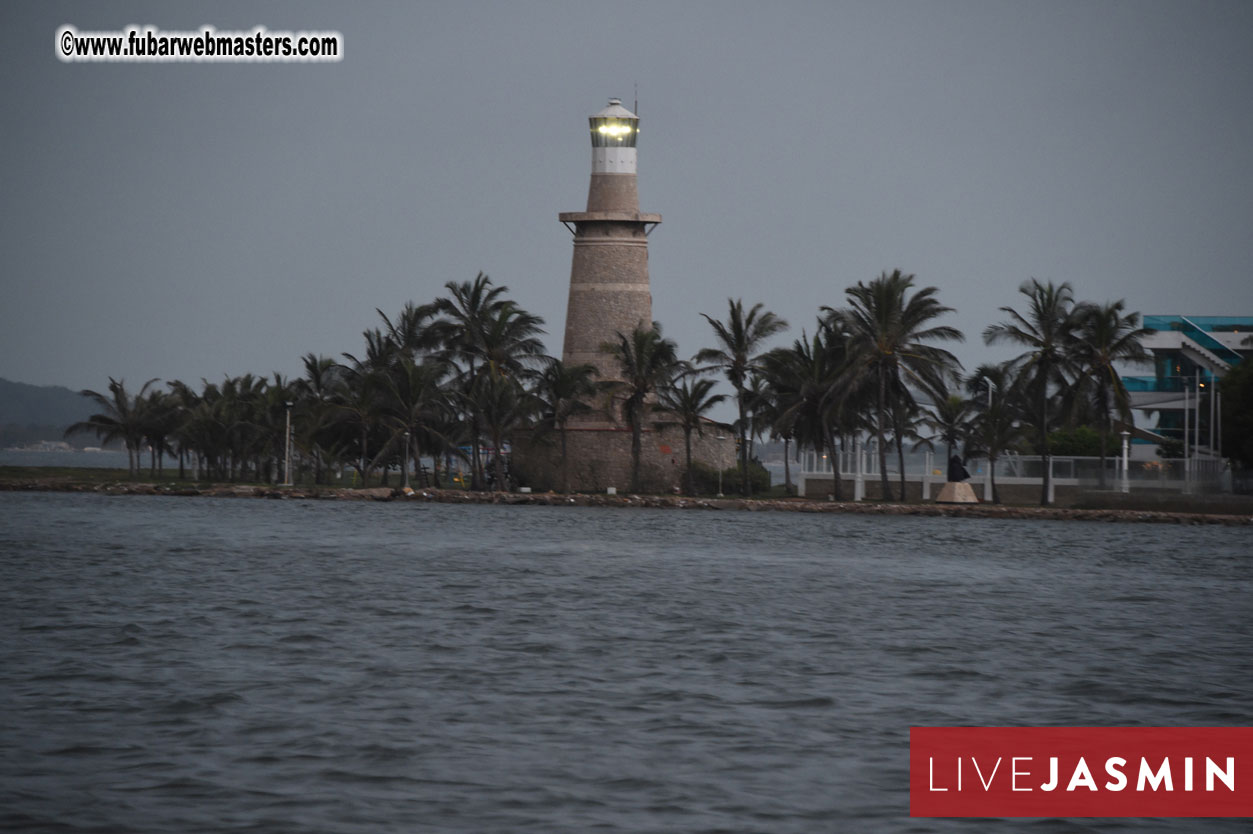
[512,422,737,494]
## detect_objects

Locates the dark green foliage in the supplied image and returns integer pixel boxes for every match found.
[1220,360,1253,469]
[687,459,770,496]
[1045,425,1115,457]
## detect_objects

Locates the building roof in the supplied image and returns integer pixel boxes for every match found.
[592,98,638,120]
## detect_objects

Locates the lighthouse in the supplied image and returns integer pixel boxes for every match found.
[511,98,734,493]
[559,98,661,382]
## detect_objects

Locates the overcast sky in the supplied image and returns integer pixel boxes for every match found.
[3,1,1251,406]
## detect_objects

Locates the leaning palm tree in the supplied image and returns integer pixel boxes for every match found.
[530,360,599,492]
[65,377,160,476]
[603,323,682,493]
[828,270,963,501]
[696,299,788,496]
[1070,300,1151,488]
[657,375,726,496]
[984,279,1080,505]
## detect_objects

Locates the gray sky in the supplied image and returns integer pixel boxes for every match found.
[3,1,1251,406]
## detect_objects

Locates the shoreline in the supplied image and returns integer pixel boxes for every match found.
[2,478,1249,526]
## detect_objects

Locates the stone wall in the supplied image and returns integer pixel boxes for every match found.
[799,475,1084,507]
[513,423,735,494]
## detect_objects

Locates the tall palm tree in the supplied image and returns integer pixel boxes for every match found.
[1071,300,1151,488]
[829,270,963,502]
[696,299,788,496]
[531,360,599,492]
[65,377,160,476]
[657,375,726,496]
[984,279,1079,505]
[603,323,681,493]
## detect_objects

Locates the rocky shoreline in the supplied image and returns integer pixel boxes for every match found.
[2,478,1249,526]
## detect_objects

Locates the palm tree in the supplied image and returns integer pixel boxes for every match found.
[294,353,343,484]
[657,375,726,496]
[829,270,963,502]
[469,371,537,490]
[965,362,1023,504]
[531,360,599,492]
[760,323,858,500]
[1071,300,1151,488]
[603,323,681,493]
[434,273,547,489]
[65,377,160,476]
[373,357,452,488]
[984,279,1079,505]
[696,299,788,497]
[377,301,444,360]
[919,389,972,467]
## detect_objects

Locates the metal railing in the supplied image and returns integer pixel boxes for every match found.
[798,446,1231,498]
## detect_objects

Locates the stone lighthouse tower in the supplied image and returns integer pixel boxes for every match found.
[559,98,661,382]
[511,98,735,493]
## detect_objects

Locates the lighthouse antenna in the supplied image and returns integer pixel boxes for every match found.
[634,82,638,117]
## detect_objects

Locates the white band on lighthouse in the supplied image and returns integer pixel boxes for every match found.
[592,146,637,174]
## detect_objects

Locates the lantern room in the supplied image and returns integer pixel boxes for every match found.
[588,98,639,175]
[589,98,639,148]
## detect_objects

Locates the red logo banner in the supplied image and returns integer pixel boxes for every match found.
[910,727,1253,817]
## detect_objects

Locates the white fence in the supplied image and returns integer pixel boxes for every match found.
[797,445,1231,501]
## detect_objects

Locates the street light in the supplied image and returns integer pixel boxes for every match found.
[1120,430,1130,494]
[403,430,411,489]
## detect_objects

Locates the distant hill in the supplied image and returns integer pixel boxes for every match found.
[0,378,96,432]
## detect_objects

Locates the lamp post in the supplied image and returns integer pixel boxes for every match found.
[283,401,293,486]
[1120,430,1130,494]
[403,430,411,490]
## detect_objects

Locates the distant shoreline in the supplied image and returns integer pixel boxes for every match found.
[2,476,1248,526]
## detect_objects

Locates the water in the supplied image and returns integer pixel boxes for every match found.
[1,492,1249,832]
[0,449,132,469]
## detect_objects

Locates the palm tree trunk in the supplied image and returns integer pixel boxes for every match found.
[827,432,843,502]
[1096,382,1109,489]
[876,363,892,501]
[737,390,749,497]
[492,430,507,492]
[990,453,1001,504]
[896,432,907,503]
[1039,372,1051,506]
[783,436,792,495]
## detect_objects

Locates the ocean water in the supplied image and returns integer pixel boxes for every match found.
[1,491,1249,832]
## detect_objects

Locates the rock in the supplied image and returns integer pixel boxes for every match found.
[936,481,978,504]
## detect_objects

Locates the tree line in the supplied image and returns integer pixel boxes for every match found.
[68,270,1159,505]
